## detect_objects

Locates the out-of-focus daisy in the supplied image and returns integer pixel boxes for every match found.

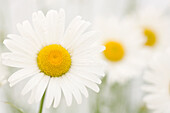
[143,51,170,113]
[93,17,145,84]
[135,7,170,59]
[2,9,105,108]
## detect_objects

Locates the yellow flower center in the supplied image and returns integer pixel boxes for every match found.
[144,28,157,46]
[103,41,125,62]
[37,44,71,77]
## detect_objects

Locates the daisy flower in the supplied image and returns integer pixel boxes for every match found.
[135,6,170,60]
[93,17,145,84]
[1,9,105,108]
[143,51,170,113]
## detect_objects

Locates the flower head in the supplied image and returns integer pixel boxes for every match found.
[2,9,105,108]
[93,17,145,84]
[135,6,170,60]
[143,51,170,113]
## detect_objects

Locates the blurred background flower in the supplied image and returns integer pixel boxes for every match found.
[143,50,170,113]
[93,16,145,84]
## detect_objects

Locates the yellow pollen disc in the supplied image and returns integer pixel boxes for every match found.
[144,28,157,46]
[103,41,125,62]
[37,44,71,77]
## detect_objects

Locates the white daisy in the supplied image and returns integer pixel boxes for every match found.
[1,9,105,108]
[134,6,170,60]
[143,51,170,113]
[93,17,145,84]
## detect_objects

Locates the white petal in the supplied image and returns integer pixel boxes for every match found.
[35,75,50,103]
[7,34,39,54]
[71,69,101,84]
[61,16,81,45]
[8,68,39,87]
[16,23,26,38]
[71,64,105,77]
[28,88,36,104]
[64,76,82,104]
[72,31,97,49]
[57,9,65,42]
[45,78,56,108]
[72,75,100,93]
[2,58,35,68]
[45,9,65,44]
[63,20,90,49]
[73,46,105,57]
[72,88,82,104]
[142,85,158,93]
[60,76,72,106]
[2,52,36,65]
[53,78,61,108]
[45,10,59,44]
[66,21,91,50]
[68,74,88,98]
[32,11,46,46]
[3,39,35,56]
[17,21,42,49]
[21,73,44,95]
[7,34,22,40]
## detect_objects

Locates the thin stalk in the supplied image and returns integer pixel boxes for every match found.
[38,91,46,113]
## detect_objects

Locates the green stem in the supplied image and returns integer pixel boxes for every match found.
[38,91,46,113]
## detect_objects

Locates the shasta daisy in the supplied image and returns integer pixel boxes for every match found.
[2,9,105,108]
[93,17,145,84]
[135,6,170,61]
[143,51,170,113]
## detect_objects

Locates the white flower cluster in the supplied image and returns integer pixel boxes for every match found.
[0,3,170,113]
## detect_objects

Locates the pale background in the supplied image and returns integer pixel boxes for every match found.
[0,0,170,113]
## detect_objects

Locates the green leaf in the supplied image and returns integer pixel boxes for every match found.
[0,101,24,113]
